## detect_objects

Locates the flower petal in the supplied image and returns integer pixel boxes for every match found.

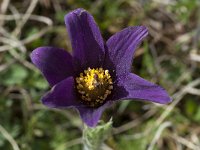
[76,102,111,127]
[31,47,74,86]
[65,8,105,72]
[117,73,172,104]
[42,76,82,108]
[104,26,148,77]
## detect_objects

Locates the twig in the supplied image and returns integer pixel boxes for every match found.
[0,36,26,52]
[8,48,37,71]
[22,26,52,44]
[0,124,20,150]
[13,0,39,36]
[155,78,200,128]
[171,134,200,150]
[0,0,10,26]
[9,4,20,25]
[61,137,82,149]
[148,122,172,150]
[122,78,200,142]
[190,53,200,62]
[113,108,156,134]
[0,14,53,25]
[186,87,200,96]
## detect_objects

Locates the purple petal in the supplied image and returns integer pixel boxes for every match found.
[116,73,172,104]
[42,76,83,108]
[31,47,74,86]
[65,8,105,73]
[76,102,111,127]
[104,26,148,77]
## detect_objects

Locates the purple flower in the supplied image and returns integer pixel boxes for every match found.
[30,8,171,127]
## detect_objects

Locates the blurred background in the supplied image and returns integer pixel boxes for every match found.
[0,0,200,149]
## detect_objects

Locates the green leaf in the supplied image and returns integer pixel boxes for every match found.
[1,64,28,85]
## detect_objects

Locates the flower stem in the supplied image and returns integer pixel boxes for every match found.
[82,119,112,150]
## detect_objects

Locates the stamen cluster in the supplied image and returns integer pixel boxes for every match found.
[76,68,113,107]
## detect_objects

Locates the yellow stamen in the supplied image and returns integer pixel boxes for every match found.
[75,67,113,107]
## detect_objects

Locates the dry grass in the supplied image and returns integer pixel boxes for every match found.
[0,0,200,149]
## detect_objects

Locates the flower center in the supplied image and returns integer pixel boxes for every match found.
[76,67,113,107]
